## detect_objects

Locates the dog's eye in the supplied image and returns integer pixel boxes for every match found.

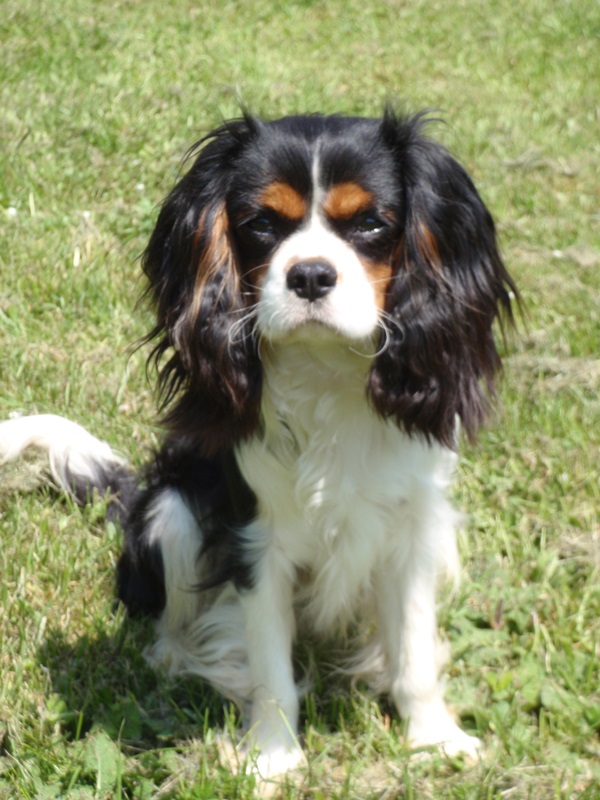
[352,212,386,235]
[246,215,277,237]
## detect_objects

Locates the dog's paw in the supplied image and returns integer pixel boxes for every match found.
[408,709,482,761]
[435,727,481,760]
[217,731,306,782]
[252,744,307,779]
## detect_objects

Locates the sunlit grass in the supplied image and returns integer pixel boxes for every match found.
[1,0,598,797]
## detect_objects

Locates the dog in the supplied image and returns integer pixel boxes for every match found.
[0,110,516,778]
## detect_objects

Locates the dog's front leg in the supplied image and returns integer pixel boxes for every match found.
[240,542,304,778]
[376,502,481,758]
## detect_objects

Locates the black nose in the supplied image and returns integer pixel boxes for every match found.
[286,260,337,302]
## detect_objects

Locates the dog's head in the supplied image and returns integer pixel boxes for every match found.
[143,111,516,454]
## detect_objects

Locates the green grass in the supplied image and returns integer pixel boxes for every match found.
[1,0,598,797]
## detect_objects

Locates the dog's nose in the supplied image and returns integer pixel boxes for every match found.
[286,260,337,302]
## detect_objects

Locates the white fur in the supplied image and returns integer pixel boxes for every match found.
[138,490,254,702]
[0,413,125,491]
[232,340,478,768]
[145,338,477,773]
[257,215,381,342]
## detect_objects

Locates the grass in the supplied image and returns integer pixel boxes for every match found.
[1,0,598,797]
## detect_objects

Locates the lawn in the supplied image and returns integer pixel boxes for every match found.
[1,0,598,797]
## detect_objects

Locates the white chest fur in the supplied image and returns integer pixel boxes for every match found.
[237,338,458,632]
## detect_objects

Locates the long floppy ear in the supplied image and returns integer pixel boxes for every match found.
[142,118,262,456]
[369,112,517,447]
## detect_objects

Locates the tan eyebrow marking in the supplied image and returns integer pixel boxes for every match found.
[323,182,375,220]
[259,181,307,220]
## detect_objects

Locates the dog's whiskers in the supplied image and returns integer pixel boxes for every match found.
[227,304,260,348]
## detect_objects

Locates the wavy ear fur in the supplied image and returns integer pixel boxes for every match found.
[143,118,262,455]
[369,112,517,446]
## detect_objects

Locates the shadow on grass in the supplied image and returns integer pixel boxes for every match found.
[36,619,236,750]
[36,620,399,752]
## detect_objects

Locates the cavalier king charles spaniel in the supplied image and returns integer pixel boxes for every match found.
[0,110,516,778]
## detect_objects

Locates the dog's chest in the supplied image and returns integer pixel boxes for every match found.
[238,343,413,565]
[236,342,458,630]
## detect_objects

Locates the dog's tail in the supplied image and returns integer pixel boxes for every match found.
[0,414,137,524]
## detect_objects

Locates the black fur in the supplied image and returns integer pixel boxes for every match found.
[61,461,138,528]
[369,111,516,445]
[116,441,257,617]
[142,119,264,457]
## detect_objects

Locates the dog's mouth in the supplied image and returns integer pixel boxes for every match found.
[268,298,346,339]
[260,309,379,356]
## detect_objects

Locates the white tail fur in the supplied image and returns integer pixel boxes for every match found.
[0,414,126,496]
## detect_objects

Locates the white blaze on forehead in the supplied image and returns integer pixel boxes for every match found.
[310,147,324,221]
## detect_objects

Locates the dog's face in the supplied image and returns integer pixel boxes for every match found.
[143,112,516,454]
[227,117,400,343]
